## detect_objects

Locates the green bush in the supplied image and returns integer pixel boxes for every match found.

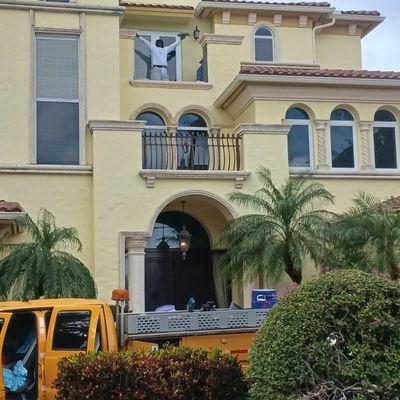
[55,346,248,400]
[248,270,400,400]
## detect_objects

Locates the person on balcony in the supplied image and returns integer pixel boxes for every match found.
[137,33,189,81]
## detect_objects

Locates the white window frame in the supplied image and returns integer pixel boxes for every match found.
[372,119,400,172]
[253,25,275,62]
[33,29,85,166]
[328,119,358,172]
[285,118,314,173]
[135,31,183,81]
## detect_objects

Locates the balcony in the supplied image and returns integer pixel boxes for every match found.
[139,129,250,188]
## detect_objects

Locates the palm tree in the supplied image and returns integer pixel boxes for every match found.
[218,167,334,285]
[0,209,96,300]
[329,192,400,280]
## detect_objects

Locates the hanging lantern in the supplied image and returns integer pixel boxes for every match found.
[193,26,200,41]
[178,225,192,260]
[177,201,191,260]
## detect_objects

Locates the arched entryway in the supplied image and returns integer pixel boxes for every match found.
[145,211,217,311]
[124,191,239,313]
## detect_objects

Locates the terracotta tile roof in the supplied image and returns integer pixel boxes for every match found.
[240,66,400,80]
[202,0,331,6]
[341,10,381,16]
[120,2,194,10]
[0,201,23,213]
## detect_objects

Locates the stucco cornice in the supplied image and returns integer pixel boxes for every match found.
[215,74,400,111]
[196,2,334,18]
[199,34,244,47]
[88,120,145,133]
[0,0,124,14]
[234,123,292,136]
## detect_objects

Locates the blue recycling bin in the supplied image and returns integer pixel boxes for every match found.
[251,289,278,309]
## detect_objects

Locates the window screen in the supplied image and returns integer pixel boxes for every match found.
[330,126,354,168]
[255,27,274,62]
[374,127,397,169]
[135,35,151,80]
[52,311,90,351]
[288,125,310,168]
[36,35,80,165]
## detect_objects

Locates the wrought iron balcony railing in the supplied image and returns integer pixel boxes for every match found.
[142,129,243,171]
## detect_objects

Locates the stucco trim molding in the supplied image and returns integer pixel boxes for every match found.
[290,172,400,180]
[215,74,400,110]
[0,164,92,175]
[130,80,213,90]
[234,123,292,136]
[139,170,251,189]
[0,0,124,14]
[88,120,145,133]
[120,29,138,39]
[199,34,244,47]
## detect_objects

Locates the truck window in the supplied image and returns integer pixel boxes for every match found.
[2,312,38,399]
[52,311,90,351]
[0,319,3,332]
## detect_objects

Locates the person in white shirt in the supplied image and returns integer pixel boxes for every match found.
[137,33,189,81]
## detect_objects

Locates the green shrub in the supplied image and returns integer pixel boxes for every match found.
[248,270,400,400]
[55,346,248,400]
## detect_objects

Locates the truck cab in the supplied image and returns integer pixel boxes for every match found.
[0,300,117,400]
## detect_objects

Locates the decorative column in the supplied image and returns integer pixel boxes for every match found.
[126,232,150,313]
[315,120,330,171]
[359,122,374,171]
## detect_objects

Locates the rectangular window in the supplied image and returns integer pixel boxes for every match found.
[52,311,90,351]
[288,125,311,169]
[36,35,80,165]
[374,126,397,169]
[134,32,182,81]
[330,125,355,169]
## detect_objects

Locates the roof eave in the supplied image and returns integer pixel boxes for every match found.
[195,2,335,18]
[215,74,400,109]
[335,13,385,37]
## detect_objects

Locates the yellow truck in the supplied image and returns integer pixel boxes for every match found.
[0,292,268,400]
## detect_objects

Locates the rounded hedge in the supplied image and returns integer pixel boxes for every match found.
[248,270,400,400]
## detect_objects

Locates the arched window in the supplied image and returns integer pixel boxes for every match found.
[138,111,167,169]
[329,108,356,169]
[177,113,209,170]
[137,111,165,127]
[254,26,274,62]
[285,107,312,170]
[373,110,398,169]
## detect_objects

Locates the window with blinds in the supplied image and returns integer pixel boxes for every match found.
[36,35,80,165]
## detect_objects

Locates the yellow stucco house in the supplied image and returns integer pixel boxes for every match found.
[0,0,399,312]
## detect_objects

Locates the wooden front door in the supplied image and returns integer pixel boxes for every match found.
[145,248,216,312]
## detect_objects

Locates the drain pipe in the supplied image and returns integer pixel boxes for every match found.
[312,16,336,65]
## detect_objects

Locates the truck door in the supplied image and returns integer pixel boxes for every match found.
[44,306,101,400]
[0,313,12,400]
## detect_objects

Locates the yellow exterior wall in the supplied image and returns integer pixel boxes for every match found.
[0,0,396,307]
[317,32,362,69]
[0,10,31,164]
[1,174,94,272]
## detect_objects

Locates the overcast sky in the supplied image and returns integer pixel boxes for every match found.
[247,0,400,71]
